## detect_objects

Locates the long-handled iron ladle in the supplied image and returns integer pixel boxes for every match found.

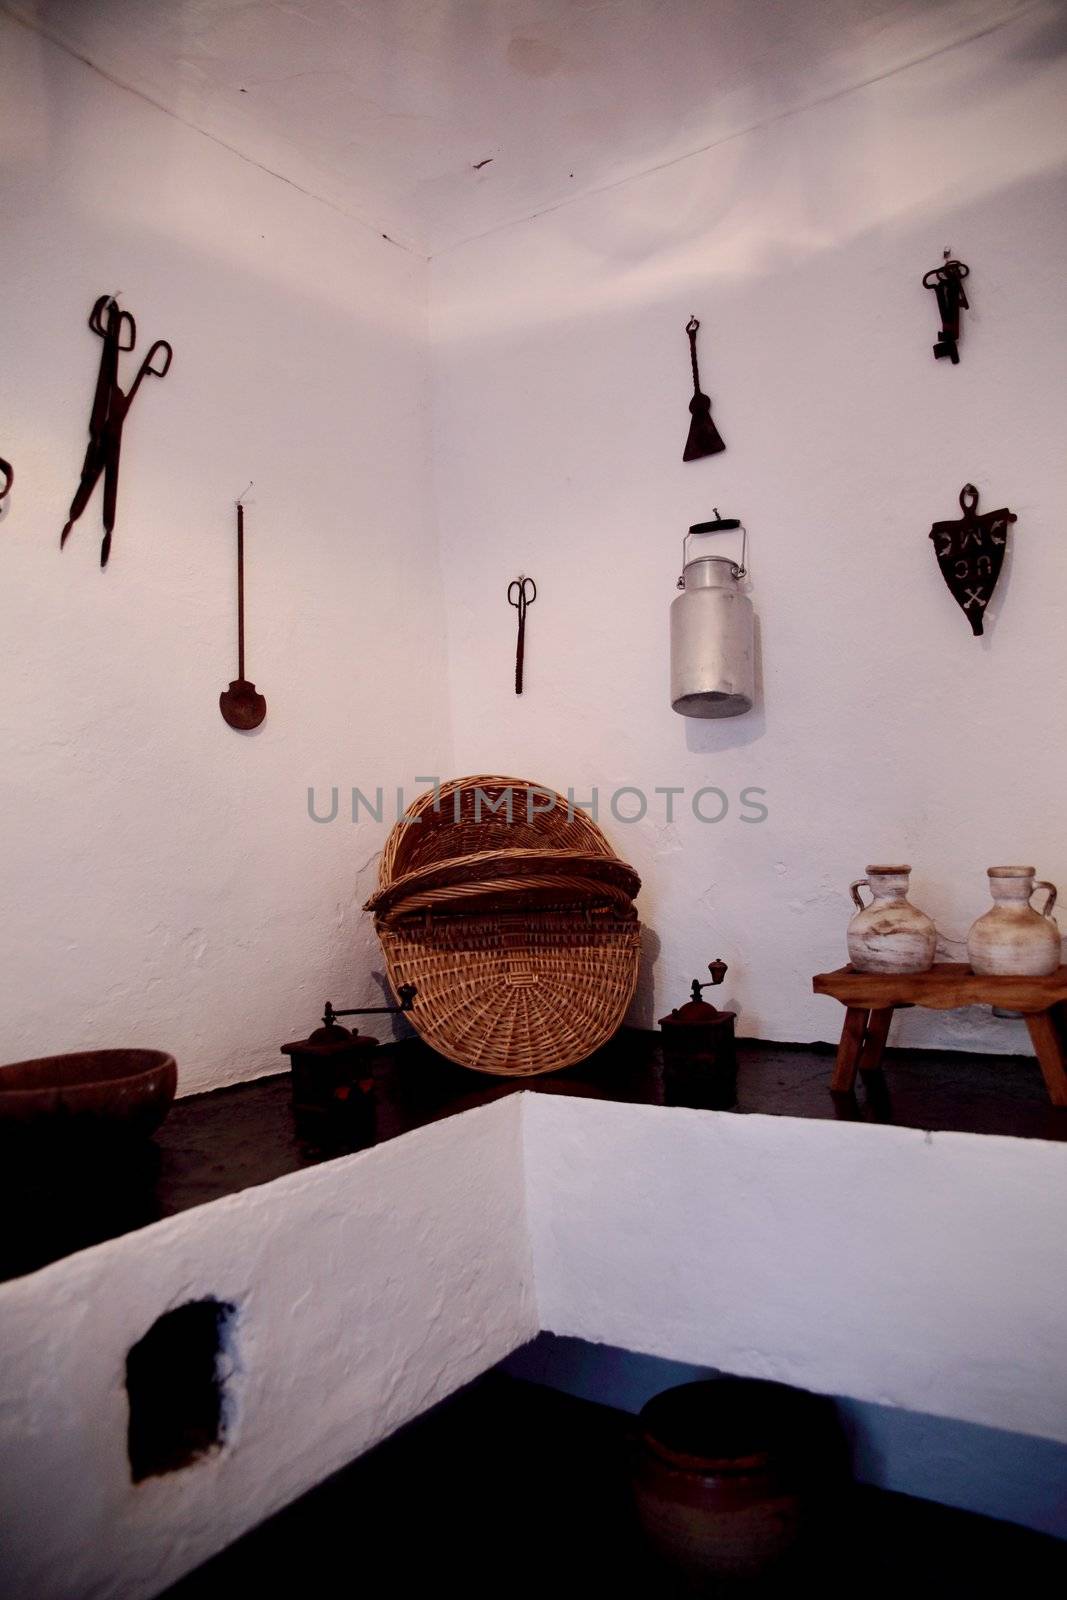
[219,489,267,730]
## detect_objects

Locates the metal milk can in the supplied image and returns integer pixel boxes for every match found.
[670,516,755,718]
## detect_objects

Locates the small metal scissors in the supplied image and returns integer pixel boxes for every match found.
[0,457,12,503]
[507,575,537,695]
[60,295,173,566]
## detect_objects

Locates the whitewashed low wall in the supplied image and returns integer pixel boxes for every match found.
[0,1099,535,1600]
[524,1096,1067,1445]
[2,1096,1066,1599]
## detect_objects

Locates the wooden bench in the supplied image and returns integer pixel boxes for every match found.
[812,964,1067,1107]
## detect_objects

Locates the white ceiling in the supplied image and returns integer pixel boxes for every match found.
[7,0,1037,254]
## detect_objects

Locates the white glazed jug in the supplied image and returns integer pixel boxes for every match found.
[967,868,1060,976]
[847,865,936,974]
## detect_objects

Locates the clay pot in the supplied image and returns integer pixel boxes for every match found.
[846,865,936,974]
[967,868,1061,976]
[631,1378,840,1586]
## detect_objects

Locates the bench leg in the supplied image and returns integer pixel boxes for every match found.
[1025,1010,1067,1108]
[858,1007,894,1075]
[831,1007,869,1093]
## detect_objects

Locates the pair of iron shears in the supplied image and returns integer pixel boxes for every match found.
[60,295,173,566]
[507,575,537,695]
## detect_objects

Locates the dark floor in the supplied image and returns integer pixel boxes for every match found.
[162,1371,1066,1597]
[2,1027,1062,1283]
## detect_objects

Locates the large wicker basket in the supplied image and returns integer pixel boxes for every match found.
[365,776,641,1076]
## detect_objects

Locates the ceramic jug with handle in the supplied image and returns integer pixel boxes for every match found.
[967,868,1060,976]
[847,865,936,974]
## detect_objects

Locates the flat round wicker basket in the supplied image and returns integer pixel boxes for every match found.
[367,776,641,1076]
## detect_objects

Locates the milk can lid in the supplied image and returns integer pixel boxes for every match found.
[689,516,740,533]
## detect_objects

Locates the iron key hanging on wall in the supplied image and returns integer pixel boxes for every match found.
[923,252,970,364]
[682,317,726,460]
[929,483,1017,636]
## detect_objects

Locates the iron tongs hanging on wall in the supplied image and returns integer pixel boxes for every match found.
[60,295,173,566]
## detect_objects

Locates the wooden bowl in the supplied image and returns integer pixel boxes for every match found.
[0,1049,177,1141]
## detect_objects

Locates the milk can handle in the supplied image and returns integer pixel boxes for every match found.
[850,878,871,911]
[680,515,747,585]
[1034,881,1057,917]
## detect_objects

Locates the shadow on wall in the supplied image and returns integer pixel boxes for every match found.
[502,1332,1067,1539]
[629,923,662,1029]
[1012,0,1067,65]
[370,969,419,1041]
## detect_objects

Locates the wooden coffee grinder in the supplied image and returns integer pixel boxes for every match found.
[281,986,415,1148]
[659,960,738,1108]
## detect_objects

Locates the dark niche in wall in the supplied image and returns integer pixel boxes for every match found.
[126,1298,236,1482]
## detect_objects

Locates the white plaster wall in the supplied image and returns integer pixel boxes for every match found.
[430,4,1067,1052]
[524,1094,1067,1447]
[0,13,451,1094]
[0,1097,536,1600]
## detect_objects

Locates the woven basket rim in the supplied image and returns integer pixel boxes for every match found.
[375,886,639,928]
[366,847,640,915]
[378,775,617,887]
